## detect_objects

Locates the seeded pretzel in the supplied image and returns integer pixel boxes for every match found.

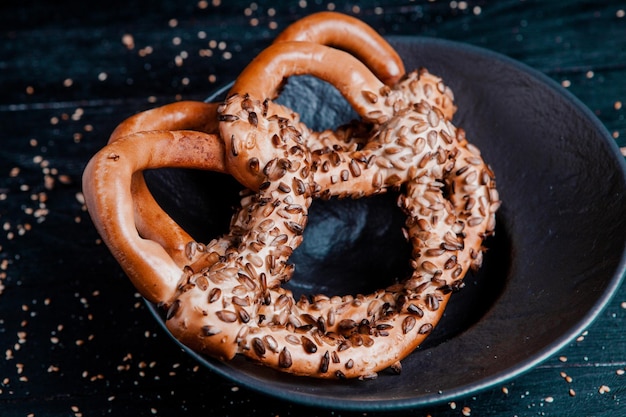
[83,26,497,379]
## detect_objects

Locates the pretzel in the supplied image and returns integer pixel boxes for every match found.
[82,18,498,379]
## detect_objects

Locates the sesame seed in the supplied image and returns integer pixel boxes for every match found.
[138,46,153,57]
[544,396,554,403]
[122,34,135,49]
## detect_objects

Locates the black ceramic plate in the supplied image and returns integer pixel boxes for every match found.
[144,37,626,410]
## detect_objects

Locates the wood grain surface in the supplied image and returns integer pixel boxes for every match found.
[1,1,625,416]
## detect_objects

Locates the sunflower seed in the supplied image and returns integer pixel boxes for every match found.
[279,347,293,368]
[216,310,238,323]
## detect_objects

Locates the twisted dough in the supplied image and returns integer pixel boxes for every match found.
[221,41,457,191]
[82,14,498,379]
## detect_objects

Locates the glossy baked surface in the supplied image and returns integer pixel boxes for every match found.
[1,1,625,415]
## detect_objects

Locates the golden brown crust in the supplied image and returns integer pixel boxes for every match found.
[110,101,221,141]
[228,41,388,115]
[108,101,221,246]
[82,130,227,303]
[273,11,405,86]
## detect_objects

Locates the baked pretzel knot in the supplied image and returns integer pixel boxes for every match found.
[82,12,499,379]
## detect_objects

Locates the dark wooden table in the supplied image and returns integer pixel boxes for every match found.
[2,1,625,416]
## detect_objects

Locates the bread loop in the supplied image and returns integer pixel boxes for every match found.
[82,130,228,302]
[273,11,405,86]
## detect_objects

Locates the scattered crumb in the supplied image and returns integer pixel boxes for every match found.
[122,33,135,49]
